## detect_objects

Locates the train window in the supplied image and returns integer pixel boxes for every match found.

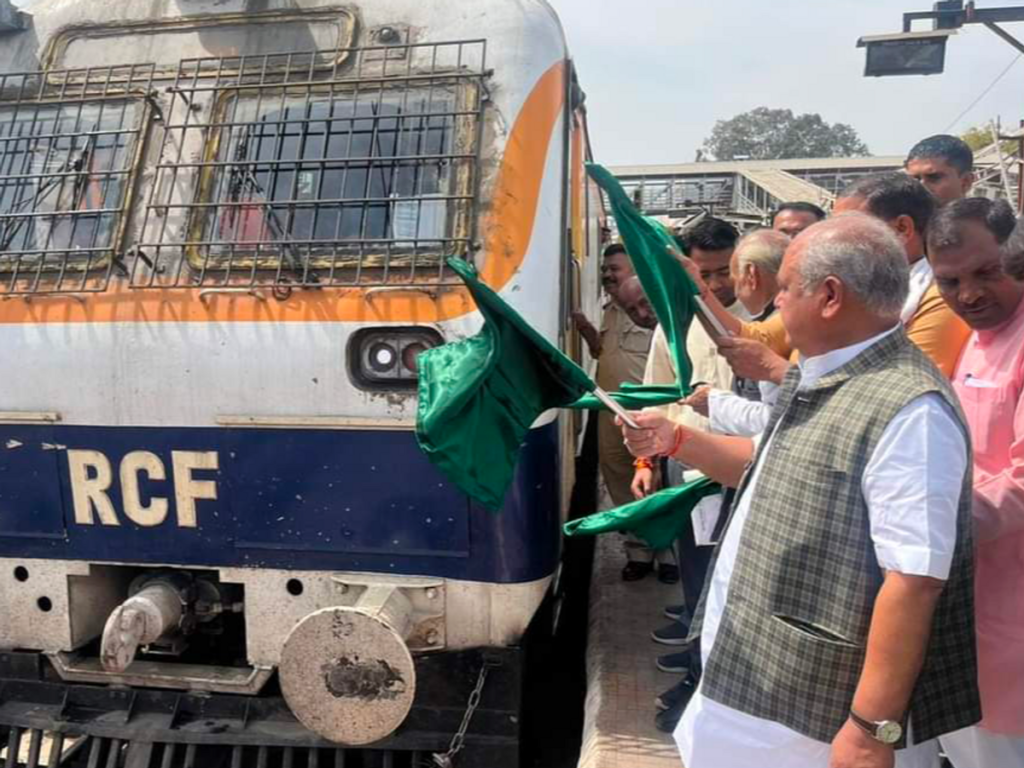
[0,102,138,260]
[198,89,458,266]
[130,43,488,290]
[0,64,154,294]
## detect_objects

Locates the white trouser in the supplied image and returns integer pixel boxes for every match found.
[897,740,942,768]
[941,725,1024,767]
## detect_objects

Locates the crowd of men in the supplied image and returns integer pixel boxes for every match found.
[583,134,1023,768]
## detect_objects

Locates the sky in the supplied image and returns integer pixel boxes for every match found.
[9,0,1023,165]
[548,0,1024,165]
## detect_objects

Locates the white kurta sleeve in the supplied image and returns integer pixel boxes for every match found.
[708,389,773,437]
[862,393,967,580]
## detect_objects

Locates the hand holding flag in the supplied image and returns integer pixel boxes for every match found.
[416,164,727,517]
[664,242,733,340]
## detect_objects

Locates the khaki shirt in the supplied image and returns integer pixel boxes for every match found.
[643,301,753,431]
[596,302,654,391]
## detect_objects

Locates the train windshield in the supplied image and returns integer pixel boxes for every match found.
[0,100,140,271]
[201,89,457,258]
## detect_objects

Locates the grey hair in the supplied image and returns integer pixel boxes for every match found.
[796,213,909,320]
[735,229,790,276]
[1003,217,1024,281]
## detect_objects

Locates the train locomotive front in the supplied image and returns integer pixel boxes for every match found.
[0,0,604,764]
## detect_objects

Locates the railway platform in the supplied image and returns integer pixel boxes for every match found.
[577,534,685,768]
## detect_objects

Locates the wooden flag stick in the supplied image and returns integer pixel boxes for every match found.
[592,386,641,430]
[694,295,732,339]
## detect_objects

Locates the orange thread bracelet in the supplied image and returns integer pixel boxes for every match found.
[634,457,654,470]
[661,425,689,458]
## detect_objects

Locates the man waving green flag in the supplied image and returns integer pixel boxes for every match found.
[565,166,723,545]
[416,167,713,518]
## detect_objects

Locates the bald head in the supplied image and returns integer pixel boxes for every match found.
[777,213,909,357]
[793,214,909,319]
[616,276,657,329]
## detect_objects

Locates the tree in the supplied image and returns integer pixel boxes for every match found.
[961,124,1017,155]
[702,107,870,161]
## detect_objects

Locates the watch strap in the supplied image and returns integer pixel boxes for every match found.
[849,709,902,744]
[849,708,877,735]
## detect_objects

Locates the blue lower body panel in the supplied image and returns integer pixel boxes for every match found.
[0,422,561,584]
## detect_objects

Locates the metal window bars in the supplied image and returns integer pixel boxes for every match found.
[129,41,488,292]
[0,64,155,294]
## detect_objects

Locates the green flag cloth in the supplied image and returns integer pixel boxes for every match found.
[416,257,596,511]
[570,164,702,411]
[570,383,682,410]
[563,476,721,550]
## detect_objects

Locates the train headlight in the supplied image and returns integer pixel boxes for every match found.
[349,327,442,390]
[368,341,399,373]
[400,341,429,374]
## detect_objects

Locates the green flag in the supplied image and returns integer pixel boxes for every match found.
[570,164,702,411]
[563,476,721,550]
[565,172,721,545]
[416,257,596,511]
[570,383,682,411]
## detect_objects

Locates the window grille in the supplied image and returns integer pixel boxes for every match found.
[131,42,488,291]
[0,65,154,294]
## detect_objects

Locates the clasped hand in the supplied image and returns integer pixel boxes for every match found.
[682,385,711,417]
[616,411,677,458]
[717,336,790,384]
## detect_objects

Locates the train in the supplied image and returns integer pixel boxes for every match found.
[0,0,606,765]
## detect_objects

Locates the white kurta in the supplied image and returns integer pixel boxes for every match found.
[941,724,1024,768]
[707,258,937,439]
[708,382,778,437]
[644,301,753,538]
[902,258,936,326]
[643,300,752,431]
[675,327,968,768]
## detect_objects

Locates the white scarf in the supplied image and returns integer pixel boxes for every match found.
[901,258,934,326]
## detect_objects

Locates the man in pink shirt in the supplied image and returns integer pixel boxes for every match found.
[927,198,1024,767]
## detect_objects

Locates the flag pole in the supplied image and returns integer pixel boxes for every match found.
[694,295,732,339]
[592,386,642,430]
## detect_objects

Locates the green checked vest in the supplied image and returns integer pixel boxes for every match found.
[692,328,980,745]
